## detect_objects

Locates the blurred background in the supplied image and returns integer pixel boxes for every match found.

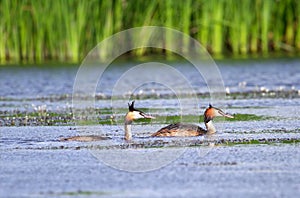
[1,0,299,64]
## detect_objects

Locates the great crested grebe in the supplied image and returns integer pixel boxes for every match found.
[124,101,155,140]
[61,101,154,141]
[151,104,233,137]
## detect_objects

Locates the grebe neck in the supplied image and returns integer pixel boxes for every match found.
[205,120,216,134]
[124,121,132,141]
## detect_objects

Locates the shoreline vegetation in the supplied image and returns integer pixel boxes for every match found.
[1,0,300,64]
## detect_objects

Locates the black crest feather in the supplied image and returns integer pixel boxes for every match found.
[128,101,136,112]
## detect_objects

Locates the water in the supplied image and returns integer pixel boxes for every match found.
[1,142,300,197]
[1,57,300,197]
[1,58,300,99]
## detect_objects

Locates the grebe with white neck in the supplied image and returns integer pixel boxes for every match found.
[151,104,234,137]
[61,101,154,141]
[124,101,155,141]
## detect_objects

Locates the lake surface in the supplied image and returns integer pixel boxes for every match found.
[1,57,300,197]
[1,58,300,98]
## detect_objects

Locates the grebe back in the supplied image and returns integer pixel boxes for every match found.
[151,104,233,137]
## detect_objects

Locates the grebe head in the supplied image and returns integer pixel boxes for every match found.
[124,101,155,141]
[204,104,234,123]
[125,101,155,124]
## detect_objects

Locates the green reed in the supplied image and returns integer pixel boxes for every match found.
[297,1,300,49]
[0,0,299,64]
[0,0,9,63]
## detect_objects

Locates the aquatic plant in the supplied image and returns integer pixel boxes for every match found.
[0,0,299,63]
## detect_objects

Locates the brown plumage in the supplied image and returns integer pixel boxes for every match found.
[151,104,234,137]
[151,123,206,137]
[60,135,110,142]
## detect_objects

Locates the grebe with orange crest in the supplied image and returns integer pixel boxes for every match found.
[151,104,234,137]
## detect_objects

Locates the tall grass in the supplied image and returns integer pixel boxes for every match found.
[0,0,299,64]
[296,1,300,49]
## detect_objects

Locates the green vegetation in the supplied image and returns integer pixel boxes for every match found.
[220,113,269,122]
[0,106,269,126]
[134,113,268,125]
[0,111,74,126]
[1,0,300,64]
[220,138,300,146]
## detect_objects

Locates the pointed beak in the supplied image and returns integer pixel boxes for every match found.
[142,114,156,119]
[140,112,156,119]
[218,110,234,118]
